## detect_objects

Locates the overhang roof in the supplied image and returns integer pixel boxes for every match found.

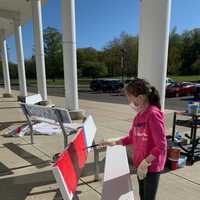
[0,0,47,38]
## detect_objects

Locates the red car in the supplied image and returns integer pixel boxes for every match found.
[166,82,195,97]
[179,82,196,96]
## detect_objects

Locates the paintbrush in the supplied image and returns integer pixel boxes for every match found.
[85,144,100,149]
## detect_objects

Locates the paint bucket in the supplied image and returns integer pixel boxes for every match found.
[170,159,178,170]
[167,147,181,161]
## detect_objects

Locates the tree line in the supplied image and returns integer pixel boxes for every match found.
[0,26,200,81]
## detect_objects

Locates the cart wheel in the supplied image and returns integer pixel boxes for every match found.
[187,156,195,165]
[190,158,195,165]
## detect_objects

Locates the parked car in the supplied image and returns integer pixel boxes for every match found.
[194,84,200,99]
[179,82,196,96]
[166,82,195,97]
[124,77,136,84]
[166,77,176,87]
[89,79,105,91]
[166,83,180,97]
[90,79,124,92]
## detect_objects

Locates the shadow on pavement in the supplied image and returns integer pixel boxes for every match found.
[81,157,105,177]
[0,107,20,110]
[0,121,27,131]
[0,162,14,176]
[0,170,55,200]
[3,143,50,169]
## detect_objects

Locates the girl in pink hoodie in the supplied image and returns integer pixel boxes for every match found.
[101,78,167,200]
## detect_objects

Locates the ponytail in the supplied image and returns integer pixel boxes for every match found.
[148,86,161,109]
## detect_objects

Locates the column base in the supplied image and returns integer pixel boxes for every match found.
[3,93,14,98]
[69,109,86,121]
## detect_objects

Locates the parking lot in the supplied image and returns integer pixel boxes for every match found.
[10,85,198,112]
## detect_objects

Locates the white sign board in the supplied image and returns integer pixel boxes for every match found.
[83,115,97,152]
[102,146,134,200]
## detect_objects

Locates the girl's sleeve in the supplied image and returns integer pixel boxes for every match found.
[148,111,167,158]
[120,121,134,146]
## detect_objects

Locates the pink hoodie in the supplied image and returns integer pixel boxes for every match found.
[121,105,167,172]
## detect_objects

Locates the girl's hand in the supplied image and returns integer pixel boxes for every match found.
[98,139,117,147]
[137,159,151,180]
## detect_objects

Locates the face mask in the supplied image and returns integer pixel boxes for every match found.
[129,102,140,112]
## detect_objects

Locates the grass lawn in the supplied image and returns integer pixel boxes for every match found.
[8,79,91,86]
[45,79,91,85]
[169,75,200,82]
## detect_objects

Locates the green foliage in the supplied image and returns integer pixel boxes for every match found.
[191,57,200,74]
[44,27,63,80]
[81,61,107,78]
[25,57,36,79]
[77,47,108,78]
[168,27,183,75]
[9,62,18,79]
[103,32,138,77]
[167,27,200,76]
[0,61,18,81]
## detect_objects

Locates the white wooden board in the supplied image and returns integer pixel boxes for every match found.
[102,146,134,200]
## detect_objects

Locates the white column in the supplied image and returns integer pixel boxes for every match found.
[61,0,79,110]
[31,0,47,101]
[14,20,27,97]
[138,0,171,110]
[0,35,11,95]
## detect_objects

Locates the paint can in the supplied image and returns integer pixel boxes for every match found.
[170,159,178,170]
[167,147,181,161]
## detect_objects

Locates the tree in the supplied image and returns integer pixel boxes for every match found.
[77,47,107,78]
[103,32,138,77]
[103,37,122,76]
[191,57,200,74]
[25,56,36,79]
[9,62,18,79]
[167,27,183,75]
[81,61,107,78]
[44,27,63,80]
[180,28,200,75]
[121,33,138,77]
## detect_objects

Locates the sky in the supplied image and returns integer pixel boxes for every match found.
[6,0,200,63]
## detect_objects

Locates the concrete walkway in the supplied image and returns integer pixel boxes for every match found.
[0,88,200,200]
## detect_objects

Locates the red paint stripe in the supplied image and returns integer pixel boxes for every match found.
[55,151,77,193]
[54,128,87,195]
[71,128,87,169]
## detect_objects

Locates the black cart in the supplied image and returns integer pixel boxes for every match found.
[172,111,200,164]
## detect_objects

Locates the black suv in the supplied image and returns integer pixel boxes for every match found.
[90,79,124,92]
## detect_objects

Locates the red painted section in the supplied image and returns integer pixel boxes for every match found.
[54,128,87,195]
[55,151,77,194]
[71,128,87,169]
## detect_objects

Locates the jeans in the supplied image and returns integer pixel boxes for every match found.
[137,172,160,200]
